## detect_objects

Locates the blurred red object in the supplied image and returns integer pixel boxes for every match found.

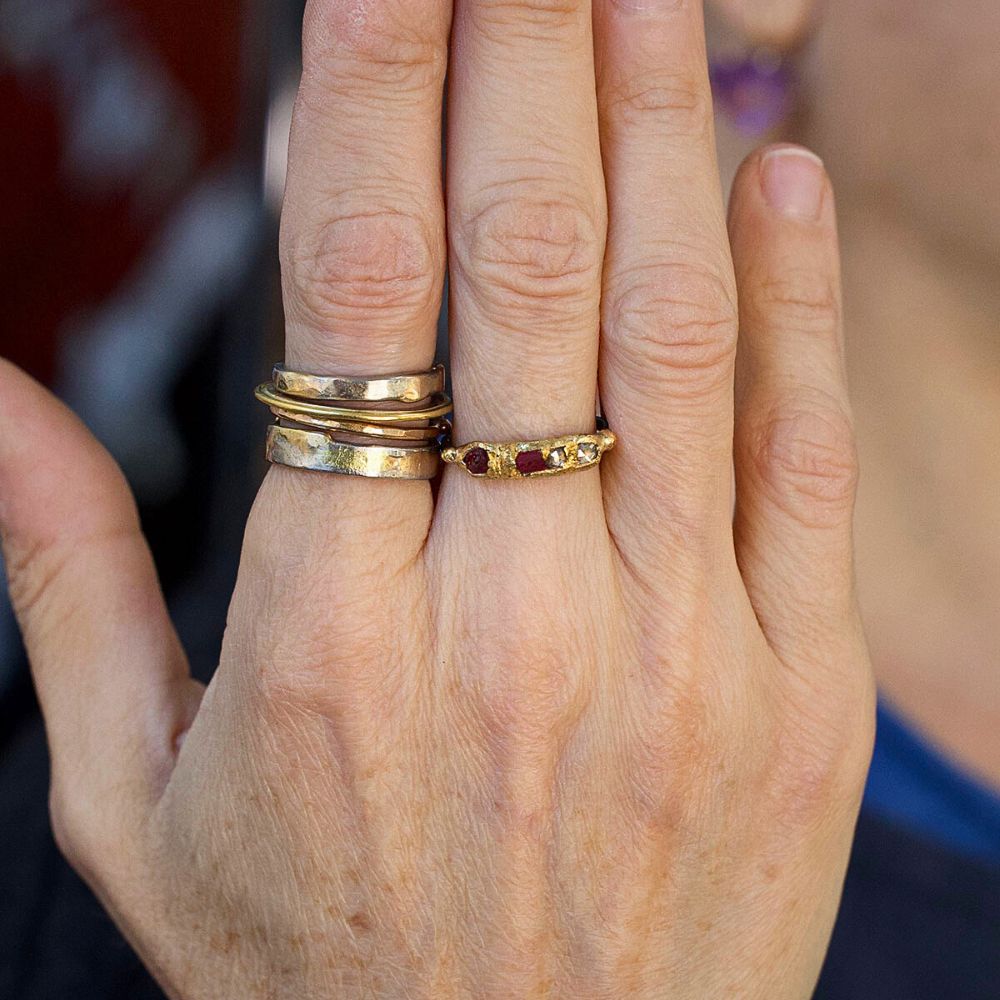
[0,0,245,385]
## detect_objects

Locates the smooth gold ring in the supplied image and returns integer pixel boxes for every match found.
[273,363,445,403]
[266,425,441,479]
[255,383,453,424]
[267,405,450,442]
[442,428,616,479]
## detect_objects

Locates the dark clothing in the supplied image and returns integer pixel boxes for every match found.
[816,812,1000,999]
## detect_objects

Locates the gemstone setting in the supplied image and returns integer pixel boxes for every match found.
[547,447,567,469]
[515,449,547,475]
[463,447,490,475]
[576,441,598,463]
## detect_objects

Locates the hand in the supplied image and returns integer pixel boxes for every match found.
[0,0,874,996]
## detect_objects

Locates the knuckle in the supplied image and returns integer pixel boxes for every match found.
[454,193,602,310]
[245,570,419,725]
[603,70,710,137]
[465,666,589,843]
[764,692,875,833]
[281,208,439,330]
[605,260,738,389]
[49,784,102,878]
[255,632,411,735]
[757,270,841,337]
[252,594,399,709]
[462,607,592,757]
[48,789,78,865]
[750,400,858,525]
[475,652,590,754]
[302,0,444,91]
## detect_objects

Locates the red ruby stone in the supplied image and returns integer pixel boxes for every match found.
[515,449,547,475]
[463,447,490,475]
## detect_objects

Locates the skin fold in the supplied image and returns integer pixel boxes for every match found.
[0,0,878,996]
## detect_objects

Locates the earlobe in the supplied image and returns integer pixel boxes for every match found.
[707,0,817,50]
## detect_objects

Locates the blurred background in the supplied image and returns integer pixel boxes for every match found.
[0,0,281,991]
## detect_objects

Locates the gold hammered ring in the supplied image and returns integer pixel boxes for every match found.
[272,363,445,403]
[254,383,453,424]
[266,425,442,480]
[442,428,616,479]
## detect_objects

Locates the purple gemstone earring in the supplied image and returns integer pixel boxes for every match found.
[709,50,795,138]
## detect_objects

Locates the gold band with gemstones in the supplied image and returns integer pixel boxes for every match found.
[273,363,446,403]
[265,425,442,480]
[442,428,616,479]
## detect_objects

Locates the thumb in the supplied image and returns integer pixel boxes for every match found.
[0,359,200,870]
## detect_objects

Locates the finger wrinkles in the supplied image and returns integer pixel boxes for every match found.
[281,207,441,349]
[602,258,738,392]
[745,397,858,530]
[600,67,712,140]
[746,267,842,344]
[470,0,588,38]
[301,20,444,97]
[453,192,603,313]
[282,0,449,375]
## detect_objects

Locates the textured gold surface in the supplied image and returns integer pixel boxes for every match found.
[255,383,453,423]
[265,425,441,479]
[442,429,616,479]
[273,363,445,403]
[266,404,450,442]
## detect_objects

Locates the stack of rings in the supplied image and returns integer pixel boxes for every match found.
[256,362,617,481]
[255,364,453,480]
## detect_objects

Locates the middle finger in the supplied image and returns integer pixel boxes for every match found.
[446,0,607,444]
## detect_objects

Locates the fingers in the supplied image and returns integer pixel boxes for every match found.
[0,361,197,860]
[727,146,860,670]
[280,0,452,376]
[445,0,607,441]
[593,0,739,571]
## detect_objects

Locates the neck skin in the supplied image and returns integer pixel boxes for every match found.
[834,197,1000,787]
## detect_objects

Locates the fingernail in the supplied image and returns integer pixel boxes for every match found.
[610,0,682,13]
[760,147,825,221]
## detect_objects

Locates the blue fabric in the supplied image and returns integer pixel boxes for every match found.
[863,701,1000,864]
[817,809,1000,1000]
